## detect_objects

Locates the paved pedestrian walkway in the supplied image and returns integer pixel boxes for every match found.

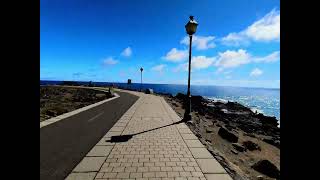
[66,90,232,180]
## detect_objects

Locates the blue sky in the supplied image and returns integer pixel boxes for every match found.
[40,0,280,88]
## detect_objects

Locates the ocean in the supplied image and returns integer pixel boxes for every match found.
[40,80,280,121]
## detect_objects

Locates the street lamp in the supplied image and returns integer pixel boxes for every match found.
[183,16,198,121]
[140,67,143,92]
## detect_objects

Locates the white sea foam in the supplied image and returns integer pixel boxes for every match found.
[206,97,229,104]
[251,107,264,114]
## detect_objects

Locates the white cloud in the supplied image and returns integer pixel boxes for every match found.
[215,49,251,70]
[151,64,166,72]
[221,9,280,46]
[253,51,280,63]
[172,63,187,72]
[246,9,280,41]
[181,35,216,50]
[214,49,279,72]
[192,56,215,69]
[163,48,188,62]
[103,57,118,65]
[250,68,263,77]
[121,47,132,57]
[221,32,250,46]
[173,56,215,72]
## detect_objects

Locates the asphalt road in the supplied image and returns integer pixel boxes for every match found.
[40,91,139,180]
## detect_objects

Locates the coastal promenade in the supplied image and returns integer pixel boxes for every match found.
[66,89,232,180]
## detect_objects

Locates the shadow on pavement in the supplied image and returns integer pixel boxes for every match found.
[106,118,190,143]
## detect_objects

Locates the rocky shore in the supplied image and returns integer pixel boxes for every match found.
[158,92,280,180]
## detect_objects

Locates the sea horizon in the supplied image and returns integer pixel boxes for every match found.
[40,80,280,120]
[40,79,280,91]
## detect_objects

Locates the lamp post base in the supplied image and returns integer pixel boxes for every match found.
[183,98,192,122]
[183,112,192,122]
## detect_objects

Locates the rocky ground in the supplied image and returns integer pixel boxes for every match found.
[158,92,280,180]
[40,86,113,122]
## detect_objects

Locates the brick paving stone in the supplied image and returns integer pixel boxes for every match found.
[125,166,137,172]
[180,172,192,177]
[187,162,198,167]
[112,167,125,172]
[144,162,155,167]
[175,177,188,180]
[121,162,133,167]
[100,166,113,172]
[191,172,204,177]
[109,162,121,167]
[168,171,180,177]
[132,162,143,167]
[130,172,143,178]
[183,166,195,172]
[149,166,161,172]
[165,162,176,166]
[116,172,130,178]
[155,162,166,167]
[176,162,187,167]
[156,172,168,178]
[143,172,156,178]
[136,178,149,180]
[187,177,200,180]
[137,167,149,172]
[172,167,184,172]
[103,172,117,178]
[162,178,175,180]
[160,166,173,171]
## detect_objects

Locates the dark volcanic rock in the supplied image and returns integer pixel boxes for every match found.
[263,138,280,149]
[206,127,214,133]
[243,141,261,151]
[159,92,173,98]
[255,113,278,127]
[231,149,239,154]
[244,133,256,138]
[225,101,252,112]
[175,93,186,100]
[218,127,239,143]
[172,102,179,107]
[232,143,246,152]
[252,160,280,179]
[175,93,209,115]
[225,124,236,131]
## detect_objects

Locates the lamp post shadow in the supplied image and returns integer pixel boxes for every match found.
[106,117,191,143]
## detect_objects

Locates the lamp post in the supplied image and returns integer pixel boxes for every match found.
[183,16,198,121]
[140,67,143,92]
